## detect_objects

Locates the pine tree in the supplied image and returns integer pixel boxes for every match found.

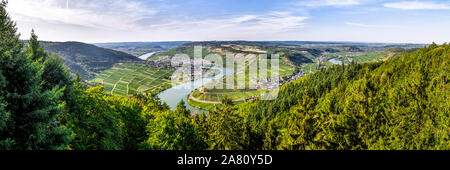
[23,28,75,102]
[106,94,147,150]
[0,70,11,149]
[64,84,123,150]
[41,54,74,99]
[207,96,246,150]
[25,29,46,62]
[142,100,206,150]
[0,1,71,150]
[174,100,206,150]
[174,100,190,118]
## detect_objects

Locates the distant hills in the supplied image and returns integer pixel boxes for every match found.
[95,41,426,57]
[39,40,426,81]
[94,41,190,56]
[40,41,140,80]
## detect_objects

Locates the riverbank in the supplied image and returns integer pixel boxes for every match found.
[157,67,235,112]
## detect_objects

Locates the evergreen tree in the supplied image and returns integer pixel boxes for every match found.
[0,1,71,150]
[25,29,46,62]
[173,100,206,150]
[106,94,148,150]
[142,100,206,150]
[174,100,191,118]
[64,83,123,150]
[192,111,209,146]
[41,53,74,102]
[24,29,75,103]
[207,96,247,150]
[0,71,12,149]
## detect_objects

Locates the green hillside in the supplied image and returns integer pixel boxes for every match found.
[40,41,140,80]
[238,43,449,149]
[90,63,173,96]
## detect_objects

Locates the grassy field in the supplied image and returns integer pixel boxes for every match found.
[300,51,386,73]
[279,63,296,76]
[351,52,385,63]
[187,95,247,111]
[90,63,173,96]
[187,98,217,110]
[191,88,265,102]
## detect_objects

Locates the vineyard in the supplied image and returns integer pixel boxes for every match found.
[90,63,173,96]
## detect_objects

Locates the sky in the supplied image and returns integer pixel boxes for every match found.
[6,0,450,44]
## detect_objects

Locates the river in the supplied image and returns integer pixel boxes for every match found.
[157,67,234,113]
[138,52,157,60]
[329,57,352,65]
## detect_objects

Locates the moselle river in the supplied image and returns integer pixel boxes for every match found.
[138,52,156,60]
[157,67,234,113]
[137,52,234,113]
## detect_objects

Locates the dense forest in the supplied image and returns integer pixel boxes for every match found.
[0,1,448,150]
[241,43,449,149]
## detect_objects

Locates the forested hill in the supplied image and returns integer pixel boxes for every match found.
[239,43,449,150]
[40,41,140,80]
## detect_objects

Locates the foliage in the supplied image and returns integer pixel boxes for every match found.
[0,1,71,150]
[241,43,449,150]
[206,96,249,150]
[141,100,207,150]
[63,84,123,150]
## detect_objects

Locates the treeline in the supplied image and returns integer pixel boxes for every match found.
[0,1,448,150]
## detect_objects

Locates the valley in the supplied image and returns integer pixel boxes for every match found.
[2,0,449,152]
[76,41,424,111]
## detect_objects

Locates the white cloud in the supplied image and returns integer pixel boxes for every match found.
[7,0,446,44]
[5,0,308,42]
[297,0,363,7]
[140,12,309,40]
[345,22,390,28]
[7,0,158,36]
[384,1,450,10]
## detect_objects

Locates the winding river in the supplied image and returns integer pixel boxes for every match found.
[137,52,234,112]
[157,67,234,113]
[328,57,353,65]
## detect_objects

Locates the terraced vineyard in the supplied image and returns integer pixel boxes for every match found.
[90,63,173,96]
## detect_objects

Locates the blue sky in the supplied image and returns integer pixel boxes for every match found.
[7,0,450,43]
